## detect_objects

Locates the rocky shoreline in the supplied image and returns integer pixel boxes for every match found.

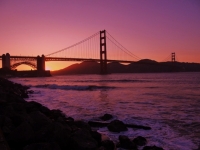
[0,77,164,150]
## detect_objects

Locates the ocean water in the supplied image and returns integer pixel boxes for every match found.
[10,72,200,150]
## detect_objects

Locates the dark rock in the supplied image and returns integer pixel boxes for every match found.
[101,140,115,150]
[25,101,43,113]
[91,131,102,146]
[49,109,66,121]
[74,120,91,131]
[33,123,54,143]
[97,146,105,150]
[0,116,14,135]
[25,101,52,117]
[10,114,25,127]
[133,136,147,146]
[100,114,113,121]
[53,122,71,149]
[88,121,109,127]
[11,102,26,112]
[21,92,29,98]
[29,111,52,131]
[126,123,151,130]
[66,116,74,122]
[7,121,34,149]
[143,145,164,150]
[0,115,5,127]
[69,129,98,150]
[118,135,137,150]
[107,120,128,132]
[39,105,52,117]
[3,105,16,118]
[23,142,61,150]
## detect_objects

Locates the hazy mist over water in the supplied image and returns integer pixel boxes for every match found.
[10,72,200,150]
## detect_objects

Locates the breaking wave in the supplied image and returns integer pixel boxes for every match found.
[73,79,148,83]
[34,84,115,91]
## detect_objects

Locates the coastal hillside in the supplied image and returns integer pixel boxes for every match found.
[52,61,100,75]
[51,60,200,75]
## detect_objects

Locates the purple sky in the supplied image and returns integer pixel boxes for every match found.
[0,0,200,70]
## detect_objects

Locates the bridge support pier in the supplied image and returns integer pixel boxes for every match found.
[2,53,10,70]
[37,55,45,71]
[100,30,107,74]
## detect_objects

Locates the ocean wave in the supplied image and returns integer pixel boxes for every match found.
[34,84,115,91]
[73,79,148,83]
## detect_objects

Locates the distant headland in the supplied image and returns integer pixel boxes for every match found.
[51,59,200,75]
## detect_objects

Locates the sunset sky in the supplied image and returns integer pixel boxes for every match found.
[0,0,200,70]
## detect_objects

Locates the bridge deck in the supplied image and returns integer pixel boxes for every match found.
[0,56,135,63]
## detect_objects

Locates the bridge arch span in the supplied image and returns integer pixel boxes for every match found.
[11,61,37,70]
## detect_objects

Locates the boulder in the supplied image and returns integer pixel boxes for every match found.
[118,135,137,150]
[29,111,52,131]
[100,114,113,121]
[3,105,16,118]
[10,114,26,127]
[1,116,14,135]
[69,129,98,150]
[107,120,128,132]
[49,109,66,121]
[133,136,147,146]
[88,121,109,127]
[25,101,43,113]
[20,92,29,98]
[10,102,26,112]
[23,142,61,150]
[101,140,115,150]
[90,131,102,146]
[126,123,151,130]
[73,120,91,131]
[143,145,164,150]
[32,123,54,143]
[7,121,34,149]
[25,101,51,115]
[53,122,72,149]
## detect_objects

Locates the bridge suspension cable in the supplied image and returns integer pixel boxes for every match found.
[45,31,100,57]
[106,31,141,61]
[161,53,171,62]
[45,30,140,62]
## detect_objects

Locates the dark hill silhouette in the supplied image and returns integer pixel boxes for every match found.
[51,59,200,75]
[137,59,157,64]
[107,62,127,73]
[52,61,100,75]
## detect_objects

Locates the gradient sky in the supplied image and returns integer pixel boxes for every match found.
[0,0,200,70]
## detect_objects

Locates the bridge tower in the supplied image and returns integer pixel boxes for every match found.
[100,30,107,74]
[2,53,10,70]
[172,52,175,62]
[37,55,45,71]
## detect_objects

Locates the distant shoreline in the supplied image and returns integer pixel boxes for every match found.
[51,60,200,75]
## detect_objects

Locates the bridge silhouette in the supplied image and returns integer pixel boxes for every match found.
[0,30,176,74]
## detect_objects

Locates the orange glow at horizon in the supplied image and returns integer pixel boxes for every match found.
[0,60,80,71]
[45,61,79,71]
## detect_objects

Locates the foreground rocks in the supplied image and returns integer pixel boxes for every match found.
[0,77,98,149]
[0,77,163,150]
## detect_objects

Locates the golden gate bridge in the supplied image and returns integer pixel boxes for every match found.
[0,30,176,74]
